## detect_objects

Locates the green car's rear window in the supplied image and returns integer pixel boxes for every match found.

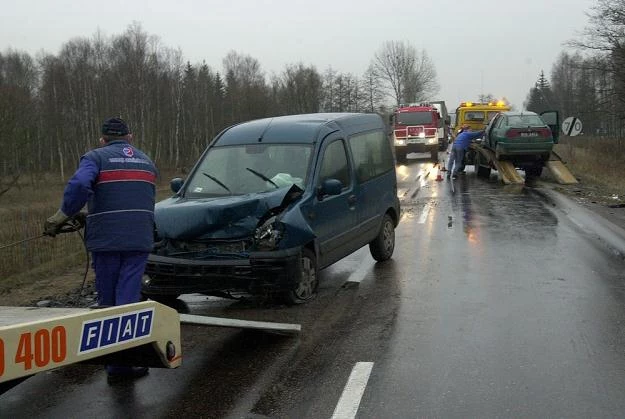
[507,115,544,126]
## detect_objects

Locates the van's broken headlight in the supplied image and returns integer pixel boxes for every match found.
[254,216,283,250]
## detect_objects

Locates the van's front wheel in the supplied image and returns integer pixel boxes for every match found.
[369,214,395,262]
[284,248,318,304]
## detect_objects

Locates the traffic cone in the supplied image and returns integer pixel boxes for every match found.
[440,159,447,172]
[436,169,443,181]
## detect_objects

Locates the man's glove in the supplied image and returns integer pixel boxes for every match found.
[72,211,87,229]
[44,209,70,237]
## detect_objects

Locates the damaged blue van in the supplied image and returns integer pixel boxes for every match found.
[142,113,400,304]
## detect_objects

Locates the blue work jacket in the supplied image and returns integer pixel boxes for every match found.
[61,140,157,252]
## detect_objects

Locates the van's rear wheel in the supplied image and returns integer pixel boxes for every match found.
[430,148,439,161]
[369,214,395,262]
[284,248,318,305]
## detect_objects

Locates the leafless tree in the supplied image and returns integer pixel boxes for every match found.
[361,65,385,113]
[370,41,439,106]
[568,1,625,115]
[273,63,322,114]
[223,50,270,123]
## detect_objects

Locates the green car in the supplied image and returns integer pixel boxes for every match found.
[483,110,559,177]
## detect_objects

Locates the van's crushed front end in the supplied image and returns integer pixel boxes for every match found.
[142,184,314,299]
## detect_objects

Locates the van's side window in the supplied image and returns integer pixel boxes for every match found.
[318,140,351,188]
[349,130,394,183]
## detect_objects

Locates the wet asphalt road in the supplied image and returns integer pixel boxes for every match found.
[3,152,625,418]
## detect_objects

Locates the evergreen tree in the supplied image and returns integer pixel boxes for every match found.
[525,70,555,113]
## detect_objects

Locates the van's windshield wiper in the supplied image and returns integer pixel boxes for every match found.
[203,172,231,194]
[246,167,279,188]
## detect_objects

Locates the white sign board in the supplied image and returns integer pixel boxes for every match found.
[562,117,583,136]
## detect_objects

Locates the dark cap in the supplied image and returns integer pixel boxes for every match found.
[102,117,130,137]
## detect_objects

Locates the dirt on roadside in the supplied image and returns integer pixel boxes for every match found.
[0,265,98,308]
[549,177,625,233]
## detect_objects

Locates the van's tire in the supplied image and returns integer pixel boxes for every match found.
[430,148,439,161]
[284,248,318,305]
[369,214,395,262]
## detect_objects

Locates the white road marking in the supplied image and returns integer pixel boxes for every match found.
[331,362,374,419]
[417,203,430,224]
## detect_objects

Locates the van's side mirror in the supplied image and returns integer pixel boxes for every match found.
[170,177,184,193]
[317,178,343,200]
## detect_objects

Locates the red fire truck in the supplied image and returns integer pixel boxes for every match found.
[390,103,443,163]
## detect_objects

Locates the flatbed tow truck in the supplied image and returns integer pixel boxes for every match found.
[452,100,578,185]
[0,300,300,394]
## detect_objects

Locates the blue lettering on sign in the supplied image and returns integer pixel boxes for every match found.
[78,308,154,354]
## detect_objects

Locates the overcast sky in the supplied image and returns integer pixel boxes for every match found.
[2,0,594,111]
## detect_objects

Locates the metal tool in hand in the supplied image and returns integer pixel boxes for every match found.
[0,214,86,250]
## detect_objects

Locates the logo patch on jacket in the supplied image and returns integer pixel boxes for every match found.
[123,147,134,157]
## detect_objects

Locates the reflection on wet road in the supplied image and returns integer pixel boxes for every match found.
[362,154,625,418]
[3,153,625,418]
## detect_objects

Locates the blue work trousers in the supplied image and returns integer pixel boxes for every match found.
[447,146,466,175]
[91,251,149,306]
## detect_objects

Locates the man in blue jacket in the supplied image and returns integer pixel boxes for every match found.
[447,124,484,179]
[44,117,158,381]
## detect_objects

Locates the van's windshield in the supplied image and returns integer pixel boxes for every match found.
[184,143,312,197]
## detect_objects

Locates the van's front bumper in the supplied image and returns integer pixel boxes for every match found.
[142,247,302,296]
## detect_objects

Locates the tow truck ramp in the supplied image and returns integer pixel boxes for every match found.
[0,301,300,393]
[493,160,525,185]
[470,145,577,185]
[471,146,524,185]
[546,151,578,184]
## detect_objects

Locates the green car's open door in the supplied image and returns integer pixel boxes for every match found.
[540,110,560,144]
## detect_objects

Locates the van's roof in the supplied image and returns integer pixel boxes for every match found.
[215,113,384,145]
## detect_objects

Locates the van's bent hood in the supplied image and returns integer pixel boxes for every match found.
[154,185,303,240]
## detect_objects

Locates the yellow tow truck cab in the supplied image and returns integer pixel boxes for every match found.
[452,100,511,137]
